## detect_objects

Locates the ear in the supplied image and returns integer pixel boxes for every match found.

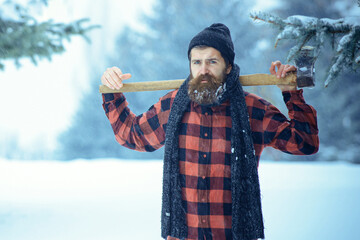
[226,64,232,74]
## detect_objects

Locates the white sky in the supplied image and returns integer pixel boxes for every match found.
[0,0,278,154]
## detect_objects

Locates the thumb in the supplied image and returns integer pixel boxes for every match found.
[120,73,132,80]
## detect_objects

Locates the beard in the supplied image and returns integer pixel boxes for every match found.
[188,71,227,105]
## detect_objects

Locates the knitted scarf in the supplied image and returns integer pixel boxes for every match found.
[161,64,264,240]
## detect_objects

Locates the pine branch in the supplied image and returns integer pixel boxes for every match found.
[0,0,100,70]
[250,12,286,29]
[250,12,360,87]
[0,17,100,70]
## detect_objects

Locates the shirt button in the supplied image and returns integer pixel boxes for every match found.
[204,133,208,137]
[202,198,206,202]
[203,154,207,158]
[202,219,206,223]
[205,112,209,116]
[202,175,206,179]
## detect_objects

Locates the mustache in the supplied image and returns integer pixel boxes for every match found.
[193,73,213,83]
[190,73,222,86]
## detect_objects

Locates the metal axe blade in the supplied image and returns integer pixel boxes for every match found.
[294,46,316,88]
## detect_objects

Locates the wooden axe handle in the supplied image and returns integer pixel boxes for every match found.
[99,73,297,93]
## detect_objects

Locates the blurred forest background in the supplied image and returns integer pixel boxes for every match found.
[1,0,359,163]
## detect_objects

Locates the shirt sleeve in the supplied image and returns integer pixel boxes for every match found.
[102,91,175,152]
[249,89,319,155]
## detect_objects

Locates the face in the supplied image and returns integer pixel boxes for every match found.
[188,47,232,105]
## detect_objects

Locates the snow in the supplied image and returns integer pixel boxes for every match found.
[319,18,345,26]
[337,34,351,52]
[285,15,360,29]
[286,15,318,25]
[343,16,360,26]
[0,158,359,240]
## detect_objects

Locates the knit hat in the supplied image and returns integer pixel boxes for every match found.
[188,23,235,65]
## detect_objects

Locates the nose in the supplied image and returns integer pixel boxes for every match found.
[199,63,209,75]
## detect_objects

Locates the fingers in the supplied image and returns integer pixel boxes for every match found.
[103,68,122,89]
[120,73,132,80]
[101,67,132,90]
[270,61,297,78]
[269,60,282,75]
[285,64,297,73]
[277,64,286,78]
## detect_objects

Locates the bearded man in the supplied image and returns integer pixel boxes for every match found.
[101,23,319,240]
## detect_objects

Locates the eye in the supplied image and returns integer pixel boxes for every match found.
[192,60,201,65]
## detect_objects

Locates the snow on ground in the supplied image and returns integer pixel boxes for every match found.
[0,158,359,240]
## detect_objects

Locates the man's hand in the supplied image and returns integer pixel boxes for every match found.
[269,61,297,91]
[101,67,132,90]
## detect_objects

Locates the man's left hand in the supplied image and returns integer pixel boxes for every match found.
[269,60,297,91]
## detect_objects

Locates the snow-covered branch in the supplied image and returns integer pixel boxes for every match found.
[0,0,100,70]
[250,12,360,87]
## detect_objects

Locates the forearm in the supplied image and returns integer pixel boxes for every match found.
[268,89,319,155]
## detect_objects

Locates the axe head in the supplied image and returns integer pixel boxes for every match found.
[294,46,316,88]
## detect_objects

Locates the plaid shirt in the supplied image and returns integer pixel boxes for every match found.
[102,89,319,240]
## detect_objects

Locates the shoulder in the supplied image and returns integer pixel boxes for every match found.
[244,91,272,109]
[161,89,178,100]
[154,89,179,112]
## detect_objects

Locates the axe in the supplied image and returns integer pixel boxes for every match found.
[99,46,315,93]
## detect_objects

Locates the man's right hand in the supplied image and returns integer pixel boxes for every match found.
[101,67,132,90]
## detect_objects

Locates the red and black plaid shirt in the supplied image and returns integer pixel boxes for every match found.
[102,89,319,240]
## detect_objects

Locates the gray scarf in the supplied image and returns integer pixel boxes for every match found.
[161,64,264,240]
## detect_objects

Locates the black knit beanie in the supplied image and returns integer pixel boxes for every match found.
[188,23,235,65]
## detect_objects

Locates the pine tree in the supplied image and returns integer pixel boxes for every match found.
[0,0,99,70]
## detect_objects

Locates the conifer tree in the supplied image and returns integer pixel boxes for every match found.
[0,0,99,70]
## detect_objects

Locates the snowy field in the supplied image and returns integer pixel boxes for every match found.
[0,158,359,240]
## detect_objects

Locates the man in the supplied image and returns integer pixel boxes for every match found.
[101,23,319,240]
